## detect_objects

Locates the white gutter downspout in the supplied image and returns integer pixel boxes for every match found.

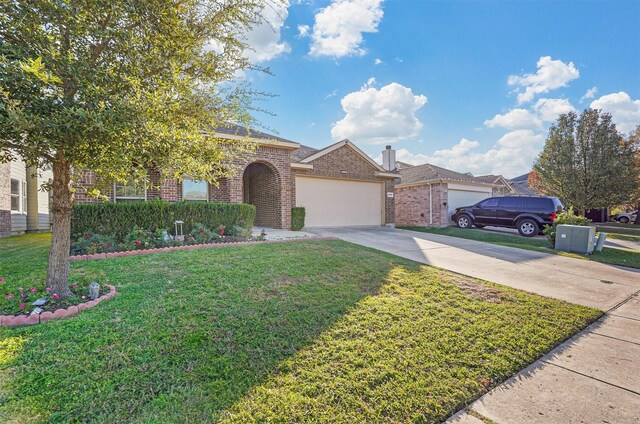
[428,183,433,226]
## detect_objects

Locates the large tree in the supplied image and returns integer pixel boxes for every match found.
[0,0,275,296]
[531,109,639,212]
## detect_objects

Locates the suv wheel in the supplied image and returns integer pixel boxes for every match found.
[619,216,630,224]
[456,215,472,229]
[517,219,539,237]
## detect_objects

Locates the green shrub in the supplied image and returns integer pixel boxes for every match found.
[122,227,171,250]
[72,200,256,241]
[70,232,118,255]
[544,207,592,247]
[291,207,306,231]
[187,223,219,244]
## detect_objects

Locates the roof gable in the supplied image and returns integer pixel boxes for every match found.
[299,139,388,173]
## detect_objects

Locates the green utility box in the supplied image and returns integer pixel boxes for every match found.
[555,224,595,254]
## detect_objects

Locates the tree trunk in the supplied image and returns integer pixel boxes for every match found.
[635,203,640,225]
[46,152,74,298]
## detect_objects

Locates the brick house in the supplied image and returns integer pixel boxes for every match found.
[71,125,398,230]
[394,161,511,227]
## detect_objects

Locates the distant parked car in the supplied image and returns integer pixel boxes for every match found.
[612,210,638,224]
[452,195,566,237]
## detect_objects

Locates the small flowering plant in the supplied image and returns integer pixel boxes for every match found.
[0,274,110,316]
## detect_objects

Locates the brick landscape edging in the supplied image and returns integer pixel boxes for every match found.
[0,284,117,327]
[68,237,340,261]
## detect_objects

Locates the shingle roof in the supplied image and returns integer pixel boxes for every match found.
[395,161,415,170]
[475,175,503,184]
[399,163,492,185]
[215,124,297,144]
[508,173,539,195]
[290,144,319,162]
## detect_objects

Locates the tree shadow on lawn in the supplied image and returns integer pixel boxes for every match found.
[0,241,411,423]
[0,239,600,423]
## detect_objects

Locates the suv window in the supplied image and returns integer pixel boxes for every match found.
[500,197,524,210]
[526,197,553,211]
[478,198,499,208]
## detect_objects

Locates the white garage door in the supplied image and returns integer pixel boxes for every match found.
[296,176,383,227]
[447,189,491,220]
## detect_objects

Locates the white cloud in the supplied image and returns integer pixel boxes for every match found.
[508,56,580,104]
[297,24,310,37]
[590,91,640,133]
[324,89,338,99]
[484,108,542,129]
[244,1,291,63]
[533,98,576,122]
[362,77,376,89]
[390,130,544,177]
[580,86,598,103]
[374,58,383,65]
[331,81,428,144]
[309,0,384,58]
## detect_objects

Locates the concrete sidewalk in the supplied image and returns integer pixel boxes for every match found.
[308,226,640,424]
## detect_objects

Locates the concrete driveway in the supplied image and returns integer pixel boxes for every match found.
[308,226,640,424]
[309,226,640,310]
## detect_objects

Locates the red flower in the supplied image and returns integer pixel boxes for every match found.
[0,278,5,284]
[21,293,27,298]
[45,287,52,292]
[52,293,60,300]
[106,243,112,248]
[7,294,14,299]
[85,234,91,239]
[72,283,78,289]
[29,287,37,293]
[19,303,25,309]
[135,239,141,246]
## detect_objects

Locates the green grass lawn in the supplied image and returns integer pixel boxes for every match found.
[400,226,640,269]
[0,234,600,423]
[594,222,640,237]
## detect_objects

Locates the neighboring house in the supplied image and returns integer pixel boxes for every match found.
[393,162,505,227]
[74,126,398,229]
[509,173,539,195]
[0,156,52,237]
[474,175,514,196]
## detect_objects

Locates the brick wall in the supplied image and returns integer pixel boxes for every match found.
[395,183,449,227]
[0,162,10,235]
[229,146,293,230]
[293,143,397,224]
[243,163,281,227]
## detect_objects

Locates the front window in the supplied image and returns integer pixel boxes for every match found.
[114,179,147,202]
[183,180,208,201]
[10,179,20,212]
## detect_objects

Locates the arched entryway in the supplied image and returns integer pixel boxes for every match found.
[243,162,282,228]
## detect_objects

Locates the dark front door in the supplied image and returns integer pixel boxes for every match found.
[497,197,525,226]
[473,197,500,225]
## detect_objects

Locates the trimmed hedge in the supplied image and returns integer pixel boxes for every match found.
[291,207,306,231]
[72,201,256,240]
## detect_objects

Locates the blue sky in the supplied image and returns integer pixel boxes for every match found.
[243,0,640,178]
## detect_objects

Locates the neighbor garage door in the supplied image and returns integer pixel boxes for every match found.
[295,176,383,227]
[447,185,492,221]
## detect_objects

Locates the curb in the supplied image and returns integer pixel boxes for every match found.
[1,285,117,327]
[69,237,340,261]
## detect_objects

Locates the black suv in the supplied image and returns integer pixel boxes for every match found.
[451,195,565,237]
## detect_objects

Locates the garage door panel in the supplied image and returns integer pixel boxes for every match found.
[296,177,383,227]
[447,189,491,219]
